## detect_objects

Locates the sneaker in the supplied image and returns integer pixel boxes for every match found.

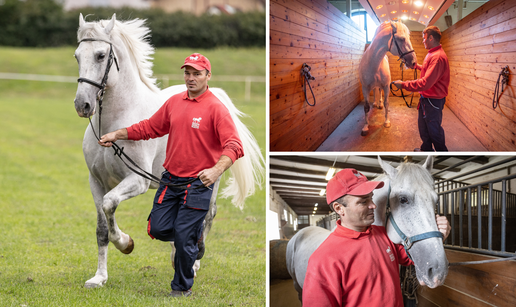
[169,289,192,297]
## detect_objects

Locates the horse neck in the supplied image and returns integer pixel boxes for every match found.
[365,28,391,71]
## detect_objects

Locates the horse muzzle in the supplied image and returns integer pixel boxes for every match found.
[74,97,96,118]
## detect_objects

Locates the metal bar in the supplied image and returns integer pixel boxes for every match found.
[435,157,516,184]
[502,180,507,252]
[444,245,516,258]
[451,191,455,246]
[488,183,493,251]
[437,172,516,193]
[459,190,463,247]
[468,187,472,248]
[444,192,448,244]
[432,156,481,177]
[478,185,482,249]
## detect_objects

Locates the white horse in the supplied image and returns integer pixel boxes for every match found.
[359,21,417,136]
[286,156,448,302]
[73,14,264,288]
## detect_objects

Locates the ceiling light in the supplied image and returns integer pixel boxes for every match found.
[420,21,426,24]
[411,17,416,20]
[391,10,397,14]
[380,14,387,17]
[401,16,408,20]
[424,14,429,18]
[428,6,435,10]
[376,5,383,9]
[413,11,419,14]
[319,189,325,196]
[402,0,409,3]
[315,203,318,207]
[392,17,398,20]
[314,207,318,211]
[414,1,423,6]
[388,1,396,5]
[402,10,408,13]
[325,168,336,180]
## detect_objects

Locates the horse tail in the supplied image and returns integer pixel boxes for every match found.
[211,88,265,210]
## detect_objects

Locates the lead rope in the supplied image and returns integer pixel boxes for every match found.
[301,63,316,106]
[390,62,417,108]
[492,66,515,124]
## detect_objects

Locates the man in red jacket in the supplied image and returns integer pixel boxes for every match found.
[302,169,450,306]
[98,53,243,297]
[392,26,450,152]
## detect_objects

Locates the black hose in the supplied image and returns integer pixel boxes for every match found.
[301,63,316,107]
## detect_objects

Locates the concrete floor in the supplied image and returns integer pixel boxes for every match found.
[317,96,487,152]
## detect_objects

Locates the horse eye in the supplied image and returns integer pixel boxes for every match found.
[98,53,106,60]
[400,196,409,204]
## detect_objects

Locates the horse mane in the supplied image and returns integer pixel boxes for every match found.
[397,162,433,187]
[373,20,411,41]
[77,17,160,93]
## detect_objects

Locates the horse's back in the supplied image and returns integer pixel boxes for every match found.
[286,226,331,289]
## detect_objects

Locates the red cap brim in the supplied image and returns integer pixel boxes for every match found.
[347,180,385,196]
[181,64,207,71]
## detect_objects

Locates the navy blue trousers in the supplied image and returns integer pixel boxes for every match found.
[147,171,213,291]
[418,96,448,151]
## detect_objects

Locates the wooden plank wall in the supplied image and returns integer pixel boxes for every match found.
[417,249,516,307]
[441,0,516,151]
[387,31,427,98]
[270,0,366,151]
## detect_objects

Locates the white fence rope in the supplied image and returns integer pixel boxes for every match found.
[0,72,265,101]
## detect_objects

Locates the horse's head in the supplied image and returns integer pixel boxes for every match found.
[379,156,448,288]
[73,13,121,118]
[390,21,417,69]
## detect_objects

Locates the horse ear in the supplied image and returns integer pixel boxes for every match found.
[390,21,397,34]
[422,155,434,172]
[79,13,85,27]
[378,156,398,179]
[105,13,116,35]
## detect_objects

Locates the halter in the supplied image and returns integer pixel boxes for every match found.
[77,38,120,137]
[385,184,444,261]
[389,23,415,64]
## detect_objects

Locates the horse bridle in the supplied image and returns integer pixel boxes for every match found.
[385,184,444,261]
[76,38,206,191]
[389,24,415,64]
[77,38,120,138]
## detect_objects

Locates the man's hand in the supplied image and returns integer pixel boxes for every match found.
[391,80,403,90]
[198,155,233,187]
[436,214,450,241]
[98,128,128,147]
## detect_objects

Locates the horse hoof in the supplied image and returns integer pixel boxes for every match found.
[84,276,107,288]
[378,105,384,110]
[384,122,391,128]
[361,130,368,136]
[121,237,134,254]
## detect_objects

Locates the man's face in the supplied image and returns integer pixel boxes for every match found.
[335,192,377,231]
[184,66,211,97]
[422,32,431,50]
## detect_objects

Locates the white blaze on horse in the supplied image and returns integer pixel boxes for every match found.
[359,21,417,136]
[286,156,448,302]
[73,14,264,288]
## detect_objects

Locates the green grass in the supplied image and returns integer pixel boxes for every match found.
[0,47,265,306]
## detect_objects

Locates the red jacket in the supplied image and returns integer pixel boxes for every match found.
[127,88,243,177]
[302,221,413,307]
[403,45,450,99]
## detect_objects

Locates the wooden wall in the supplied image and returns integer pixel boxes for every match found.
[270,0,366,151]
[417,249,516,307]
[387,31,427,98]
[441,0,516,151]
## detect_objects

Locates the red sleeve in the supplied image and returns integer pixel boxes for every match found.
[415,63,423,71]
[303,256,342,307]
[126,100,171,141]
[402,56,445,92]
[395,244,414,266]
[216,113,244,163]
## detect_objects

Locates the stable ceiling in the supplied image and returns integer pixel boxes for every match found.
[270,155,516,216]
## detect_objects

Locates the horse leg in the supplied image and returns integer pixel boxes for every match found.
[85,174,109,288]
[102,175,149,254]
[170,178,220,277]
[374,87,383,110]
[361,86,371,136]
[382,85,391,128]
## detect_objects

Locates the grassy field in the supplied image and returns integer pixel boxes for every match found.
[0,47,266,306]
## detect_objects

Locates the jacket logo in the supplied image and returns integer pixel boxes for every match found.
[191,117,202,129]
[386,246,395,262]
[190,56,199,61]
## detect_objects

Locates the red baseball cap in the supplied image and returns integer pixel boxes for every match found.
[181,53,211,72]
[326,169,384,204]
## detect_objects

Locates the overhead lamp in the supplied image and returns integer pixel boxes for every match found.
[428,6,435,10]
[380,14,387,17]
[315,203,318,207]
[376,5,383,9]
[411,17,417,20]
[420,21,426,24]
[402,0,409,3]
[392,17,398,20]
[391,10,397,14]
[388,1,396,5]
[424,14,429,18]
[413,11,419,14]
[401,16,408,20]
[402,10,408,13]
[414,1,423,6]
[314,207,318,211]
[325,168,336,180]
[319,189,325,196]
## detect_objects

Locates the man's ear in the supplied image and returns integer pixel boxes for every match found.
[332,202,345,215]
